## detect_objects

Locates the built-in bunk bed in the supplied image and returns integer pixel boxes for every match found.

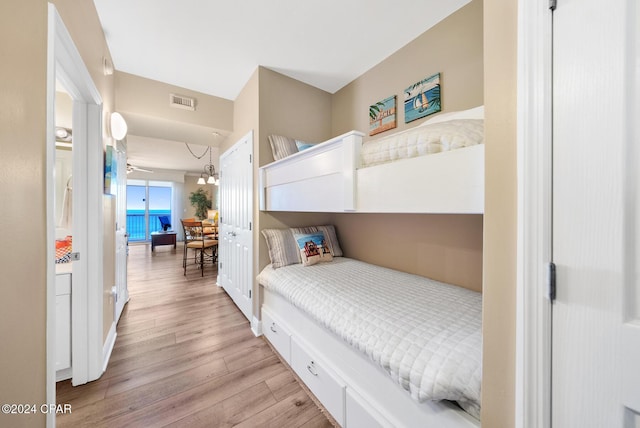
[257,107,484,427]
[259,106,484,214]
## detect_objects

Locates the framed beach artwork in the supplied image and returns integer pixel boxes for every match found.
[404,72,441,123]
[104,145,117,195]
[369,95,397,136]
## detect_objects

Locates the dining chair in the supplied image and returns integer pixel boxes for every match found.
[180,219,218,276]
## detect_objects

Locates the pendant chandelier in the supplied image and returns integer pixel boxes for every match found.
[197,145,219,186]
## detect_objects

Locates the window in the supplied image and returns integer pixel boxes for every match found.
[126,180,172,242]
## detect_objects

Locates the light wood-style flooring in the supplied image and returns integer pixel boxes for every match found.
[56,243,333,428]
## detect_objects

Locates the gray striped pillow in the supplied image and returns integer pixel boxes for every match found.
[262,225,344,269]
[268,135,298,161]
[262,228,301,268]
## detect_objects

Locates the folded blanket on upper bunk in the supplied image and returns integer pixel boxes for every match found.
[257,257,482,419]
[361,119,484,167]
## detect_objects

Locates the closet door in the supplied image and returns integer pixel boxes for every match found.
[218,131,253,322]
[551,0,640,425]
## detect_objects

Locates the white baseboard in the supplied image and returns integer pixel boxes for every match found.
[56,367,72,382]
[102,322,117,373]
[251,316,262,337]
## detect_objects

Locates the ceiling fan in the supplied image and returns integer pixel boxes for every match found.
[126,163,153,174]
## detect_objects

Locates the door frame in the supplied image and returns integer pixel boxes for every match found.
[114,140,129,323]
[516,1,553,427]
[46,4,104,426]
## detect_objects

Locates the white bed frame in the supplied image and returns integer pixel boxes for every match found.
[261,287,480,428]
[259,130,484,214]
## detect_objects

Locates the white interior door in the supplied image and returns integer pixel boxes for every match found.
[552,0,640,426]
[218,131,253,321]
[114,140,128,322]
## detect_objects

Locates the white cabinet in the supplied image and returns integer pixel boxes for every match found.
[290,338,345,426]
[346,388,391,428]
[55,273,72,380]
[262,307,291,363]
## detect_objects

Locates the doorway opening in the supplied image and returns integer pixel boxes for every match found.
[126,180,174,242]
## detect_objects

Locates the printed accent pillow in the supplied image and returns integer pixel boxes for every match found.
[293,231,334,266]
[291,225,343,257]
[262,228,301,268]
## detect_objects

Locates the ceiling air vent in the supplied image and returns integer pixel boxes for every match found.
[169,93,196,111]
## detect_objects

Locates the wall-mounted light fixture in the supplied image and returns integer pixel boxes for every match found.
[103,57,114,76]
[110,112,128,141]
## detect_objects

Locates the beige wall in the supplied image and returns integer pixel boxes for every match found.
[329,0,484,291]
[220,69,260,155]
[0,1,48,426]
[333,214,483,291]
[481,0,517,425]
[332,0,484,139]
[258,67,333,164]
[115,71,233,132]
[0,2,119,424]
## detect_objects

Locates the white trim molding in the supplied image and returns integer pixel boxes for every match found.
[516,1,553,427]
[251,316,262,337]
[102,322,117,373]
[47,8,105,428]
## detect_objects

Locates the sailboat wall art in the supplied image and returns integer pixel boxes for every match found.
[404,72,441,123]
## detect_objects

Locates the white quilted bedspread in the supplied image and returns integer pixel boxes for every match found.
[361,119,484,167]
[257,258,482,419]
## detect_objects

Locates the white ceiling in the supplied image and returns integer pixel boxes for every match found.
[93,0,470,101]
[92,0,470,174]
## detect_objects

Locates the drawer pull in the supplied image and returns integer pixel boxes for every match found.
[270,323,277,333]
[307,361,318,376]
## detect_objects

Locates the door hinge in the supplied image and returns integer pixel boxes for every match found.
[548,262,556,301]
[249,221,252,231]
[249,289,252,299]
[249,154,252,163]
[70,252,80,261]
[549,0,557,10]
[219,261,222,270]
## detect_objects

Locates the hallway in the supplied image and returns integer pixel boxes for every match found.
[56,244,333,427]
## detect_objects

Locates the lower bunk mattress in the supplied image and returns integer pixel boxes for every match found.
[257,257,482,419]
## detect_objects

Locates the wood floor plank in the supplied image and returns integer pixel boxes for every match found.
[265,369,305,402]
[55,243,333,427]
[232,389,327,428]
[97,356,286,428]
[162,382,277,428]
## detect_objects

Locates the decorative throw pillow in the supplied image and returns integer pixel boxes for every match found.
[268,135,298,161]
[295,140,315,152]
[262,228,301,268]
[316,225,343,257]
[291,225,343,257]
[293,231,333,266]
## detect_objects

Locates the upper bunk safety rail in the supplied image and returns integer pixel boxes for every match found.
[259,131,365,212]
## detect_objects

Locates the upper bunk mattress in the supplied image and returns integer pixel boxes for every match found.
[361,119,484,167]
[257,257,482,419]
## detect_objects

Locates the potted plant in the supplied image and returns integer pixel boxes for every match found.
[189,188,212,220]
